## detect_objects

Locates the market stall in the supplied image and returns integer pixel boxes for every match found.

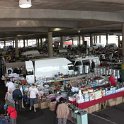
[69,87,124,113]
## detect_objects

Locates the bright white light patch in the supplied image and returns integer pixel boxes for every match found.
[19,0,32,8]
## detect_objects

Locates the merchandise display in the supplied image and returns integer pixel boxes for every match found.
[3,63,123,115]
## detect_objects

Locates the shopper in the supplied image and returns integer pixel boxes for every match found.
[19,84,25,108]
[29,84,39,112]
[109,73,117,87]
[91,60,95,72]
[56,97,70,124]
[12,85,22,111]
[5,90,15,107]
[6,78,15,92]
[7,104,17,124]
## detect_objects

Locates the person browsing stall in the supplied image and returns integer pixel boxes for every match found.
[6,78,15,92]
[12,85,22,111]
[29,84,39,112]
[56,97,70,124]
[109,73,117,87]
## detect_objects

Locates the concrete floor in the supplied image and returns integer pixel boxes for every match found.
[17,104,124,124]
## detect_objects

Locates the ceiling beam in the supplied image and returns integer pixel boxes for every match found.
[0,20,78,28]
[0,9,123,22]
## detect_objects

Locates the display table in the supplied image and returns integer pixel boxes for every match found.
[70,91,124,110]
[78,91,124,109]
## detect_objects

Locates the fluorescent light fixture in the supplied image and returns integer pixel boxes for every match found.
[78,30,80,33]
[19,0,32,8]
[53,28,62,31]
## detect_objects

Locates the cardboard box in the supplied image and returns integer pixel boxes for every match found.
[116,97,123,105]
[122,97,124,103]
[39,102,49,109]
[108,99,116,106]
[88,105,96,113]
[95,104,100,111]
[34,103,39,108]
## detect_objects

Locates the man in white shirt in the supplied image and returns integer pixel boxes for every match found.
[6,78,15,92]
[29,84,39,112]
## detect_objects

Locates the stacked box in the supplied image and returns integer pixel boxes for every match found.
[95,104,100,111]
[122,97,124,103]
[39,102,49,109]
[108,99,116,106]
[34,103,39,108]
[88,105,96,113]
[116,97,123,105]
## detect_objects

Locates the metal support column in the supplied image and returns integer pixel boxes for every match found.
[60,36,63,48]
[72,37,74,45]
[23,39,25,48]
[82,35,85,45]
[37,38,40,48]
[93,35,95,44]
[79,35,81,46]
[48,32,53,57]
[90,34,93,47]
[40,38,43,48]
[99,35,101,43]
[106,33,109,45]
[27,39,28,47]
[4,40,6,48]
[15,37,19,58]
[118,35,121,48]
[95,35,97,44]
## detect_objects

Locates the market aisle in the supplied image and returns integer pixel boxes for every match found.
[17,108,73,124]
[17,103,124,124]
[94,103,124,124]
[17,109,58,124]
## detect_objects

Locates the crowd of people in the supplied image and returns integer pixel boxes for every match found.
[1,59,118,124]
[1,77,71,124]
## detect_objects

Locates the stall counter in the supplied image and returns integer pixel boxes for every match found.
[70,91,124,109]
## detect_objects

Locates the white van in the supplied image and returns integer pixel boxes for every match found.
[25,58,74,84]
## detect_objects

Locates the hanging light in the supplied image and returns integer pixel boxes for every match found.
[53,28,62,31]
[19,0,32,8]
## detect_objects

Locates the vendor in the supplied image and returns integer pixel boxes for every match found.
[64,83,72,96]
[91,60,95,72]
[108,73,117,87]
